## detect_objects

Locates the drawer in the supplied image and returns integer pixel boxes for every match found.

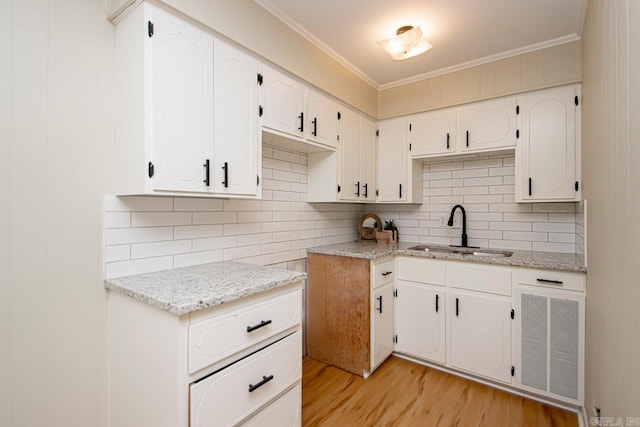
[448,262,511,296]
[373,258,394,288]
[513,268,585,292]
[240,384,301,427]
[396,257,446,286]
[189,290,301,373]
[190,331,302,427]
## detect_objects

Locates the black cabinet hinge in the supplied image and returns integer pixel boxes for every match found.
[516,129,520,139]
[337,185,341,193]
[511,366,515,377]
[148,161,154,178]
[394,335,398,344]
[376,129,379,137]
[257,73,263,85]
[259,105,263,117]
[376,189,379,196]
[394,289,398,297]
[257,175,260,186]
[409,143,412,151]
[575,95,579,106]
[511,309,515,320]
[575,181,579,191]
[337,111,341,120]
[516,105,520,115]
[409,123,412,131]
[148,21,154,37]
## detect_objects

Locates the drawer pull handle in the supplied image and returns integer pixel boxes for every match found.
[248,374,274,393]
[536,278,564,285]
[456,298,460,317]
[435,294,439,313]
[246,319,272,333]
[381,271,393,276]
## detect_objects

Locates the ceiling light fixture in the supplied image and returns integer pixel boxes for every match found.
[377,25,433,61]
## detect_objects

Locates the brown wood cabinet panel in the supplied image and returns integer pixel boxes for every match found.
[306,253,370,375]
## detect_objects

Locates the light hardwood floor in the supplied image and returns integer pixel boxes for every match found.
[302,356,578,427]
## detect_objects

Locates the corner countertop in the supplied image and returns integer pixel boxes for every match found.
[104,261,307,315]
[307,241,587,273]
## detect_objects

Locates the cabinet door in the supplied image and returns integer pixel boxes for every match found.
[261,66,306,138]
[339,108,361,201]
[450,291,512,383]
[360,117,377,202]
[372,284,394,370]
[409,109,456,156]
[307,90,339,148]
[516,85,579,202]
[376,118,408,202]
[515,287,584,404]
[394,281,445,364]
[151,6,214,192]
[213,41,259,195]
[458,97,517,152]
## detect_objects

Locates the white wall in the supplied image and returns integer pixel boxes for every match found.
[103,145,363,279]
[1,1,114,425]
[370,154,577,252]
[582,0,640,420]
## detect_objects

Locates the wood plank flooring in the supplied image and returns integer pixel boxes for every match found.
[302,356,578,427]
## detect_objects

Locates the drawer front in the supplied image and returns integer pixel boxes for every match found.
[449,262,511,296]
[190,331,302,427]
[189,290,301,373]
[396,257,446,286]
[373,259,394,288]
[514,268,585,292]
[241,384,301,427]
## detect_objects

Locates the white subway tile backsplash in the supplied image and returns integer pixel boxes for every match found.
[104,212,131,229]
[223,223,262,236]
[548,233,576,244]
[105,245,131,262]
[503,231,548,242]
[237,211,273,223]
[452,168,488,179]
[173,225,223,240]
[105,227,173,245]
[192,212,237,225]
[236,233,273,247]
[223,200,261,212]
[105,256,173,280]
[131,240,192,259]
[223,245,262,261]
[532,222,575,233]
[532,242,575,253]
[174,198,223,212]
[192,236,238,252]
[174,250,223,268]
[131,212,191,227]
[104,195,173,212]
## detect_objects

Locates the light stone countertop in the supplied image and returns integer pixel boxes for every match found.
[307,241,587,273]
[104,261,307,315]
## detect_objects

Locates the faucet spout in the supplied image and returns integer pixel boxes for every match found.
[448,204,468,247]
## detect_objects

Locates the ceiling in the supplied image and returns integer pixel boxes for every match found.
[256,0,588,89]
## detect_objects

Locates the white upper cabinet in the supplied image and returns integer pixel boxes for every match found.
[360,117,377,202]
[376,118,408,202]
[114,3,260,198]
[408,108,457,156]
[338,107,361,201]
[458,96,518,152]
[213,41,260,196]
[261,65,306,139]
[515,84,581,202]
[307,90,339,149]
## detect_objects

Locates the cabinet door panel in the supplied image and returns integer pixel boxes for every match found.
[213,41,259,195]
[360,117,377,202]
[450,292,511,383]
[262,66,305,138]
[339,108,361,201]
[377,118,408,202]
[307,90,339,148]
[395,281,445,364]
[372,284,394,370]
[151,7,214,192]
[409,109,456,156]
[549,297,579,400]
[517,85,578,201]
[458,97,517,152]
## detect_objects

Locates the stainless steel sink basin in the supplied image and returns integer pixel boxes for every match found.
[406,245,512,258]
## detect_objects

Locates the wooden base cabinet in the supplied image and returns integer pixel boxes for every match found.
[307,253,394,377]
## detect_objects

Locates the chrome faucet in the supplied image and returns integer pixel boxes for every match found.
[448,204,470,248]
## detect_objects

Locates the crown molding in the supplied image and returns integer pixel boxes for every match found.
[254,0,380,89]
[379,34,582,90]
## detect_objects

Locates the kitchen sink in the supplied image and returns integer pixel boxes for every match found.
[406,245,513,258]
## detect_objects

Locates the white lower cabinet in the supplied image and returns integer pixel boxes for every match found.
[394,280,445,364]
[393,256,585,405]
[449,291,512,384]
[372,283,395,370]
[241,385,301,427]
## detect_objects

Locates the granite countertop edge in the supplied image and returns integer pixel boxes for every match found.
[104,261,307,316]
[307,243,587,273]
